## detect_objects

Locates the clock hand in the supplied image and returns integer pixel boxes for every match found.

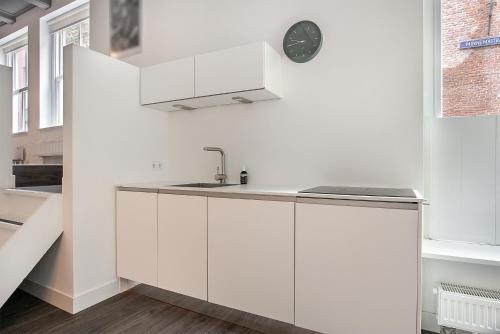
[287,40,306,47]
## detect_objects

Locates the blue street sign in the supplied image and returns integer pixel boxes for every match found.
[459,36,500,49]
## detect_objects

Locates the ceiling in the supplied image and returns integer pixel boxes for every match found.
[0,0,51,28]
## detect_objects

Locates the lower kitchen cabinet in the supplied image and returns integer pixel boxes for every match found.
[208,197,295,324]
[116,188,421,333]
[158,193,208,300]
[116,191,158,286]
[295,202,419,334]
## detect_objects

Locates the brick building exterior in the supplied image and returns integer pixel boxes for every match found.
[442,0,499,117]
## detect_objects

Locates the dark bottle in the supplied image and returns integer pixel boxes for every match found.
[240,166,248,185]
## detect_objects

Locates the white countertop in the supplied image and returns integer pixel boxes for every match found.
[117,181,424,203]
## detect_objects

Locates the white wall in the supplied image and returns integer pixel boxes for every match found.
[0,65,13,188]
[91,0,424,189]
[0,0,75,164]
[65,45,169,311]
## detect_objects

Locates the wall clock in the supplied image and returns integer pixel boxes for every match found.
[283,20,322,63]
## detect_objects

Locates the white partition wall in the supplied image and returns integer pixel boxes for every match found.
[67,45,168,311]
[24,45,169,313]
[0,65,13,188]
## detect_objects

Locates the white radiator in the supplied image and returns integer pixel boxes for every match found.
[438,282,500,333]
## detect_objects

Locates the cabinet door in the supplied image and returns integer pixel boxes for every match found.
[208,197,294,323]
[295,203,418,334]
[158,194,207,300]
[141,57,195,105]
[116,191,158,286]
[195,42,265,97]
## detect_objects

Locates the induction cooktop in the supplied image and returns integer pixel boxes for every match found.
[298,186,416,198]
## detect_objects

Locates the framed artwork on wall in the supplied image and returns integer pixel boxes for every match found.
[110,0,141,58]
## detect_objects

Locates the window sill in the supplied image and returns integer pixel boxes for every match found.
[12,131,28,136]
[39,125,63,131]
[422,239,500,267]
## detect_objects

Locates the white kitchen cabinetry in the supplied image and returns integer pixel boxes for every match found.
[295,201,419,334]
[140,42,281,112]
[207,197,294,324]
[116,191,158,286]
[140,57,195,105]
[195,42,281,100]
[157,193,207,300]
[116,187,421,333]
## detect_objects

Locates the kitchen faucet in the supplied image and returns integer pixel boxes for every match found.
[203,147,226,184]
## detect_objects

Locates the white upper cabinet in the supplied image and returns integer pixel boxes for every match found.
[195,42,280,97]
[140,57,195,105]
[140,42,281,112]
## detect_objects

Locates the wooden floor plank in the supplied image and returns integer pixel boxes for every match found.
[1,288,436,334]
[0,289,262,334]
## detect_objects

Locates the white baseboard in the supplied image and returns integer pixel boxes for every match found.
[20,278,120,314]
[73,279,120,313]
[20,279,73,313]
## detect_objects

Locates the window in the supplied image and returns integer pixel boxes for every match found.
[49,18,89,127]
[424,0,500,246]
[439,0,499,117]
[5,46,29,134]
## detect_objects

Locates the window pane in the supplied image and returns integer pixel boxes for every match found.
[55,77,63,126]
[23,90,28,131]
[53,31,63,78]
[5,52,12,67]
[13,47,28,90]
[63,23,80,47]
[12,90,28,133]
[6,46,29,133]
[13,93,21,132]
[81,19,89,48]
[441,0,500,117]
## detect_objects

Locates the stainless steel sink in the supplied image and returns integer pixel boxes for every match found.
[171,183,238,188]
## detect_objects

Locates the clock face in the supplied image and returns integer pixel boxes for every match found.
[283,20,322,63]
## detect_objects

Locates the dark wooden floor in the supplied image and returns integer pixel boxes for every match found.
[0,289,262,334]
[0,288,439,334]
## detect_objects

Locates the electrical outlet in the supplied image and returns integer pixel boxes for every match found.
[152,161,163,171]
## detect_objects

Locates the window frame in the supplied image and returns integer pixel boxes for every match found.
[48,17,89,128]
[424,0,500,246]
[5,44,29,134]
[38,3,89,129]
[433,0,442,118]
